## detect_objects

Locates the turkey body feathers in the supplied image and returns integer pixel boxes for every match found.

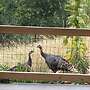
[8,50,33,71]
[43,53,72,73]
[37,45,73,73]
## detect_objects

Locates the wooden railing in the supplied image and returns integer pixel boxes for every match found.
[0,71,90,84]
[0,25,90,36]
[0,25,90,84]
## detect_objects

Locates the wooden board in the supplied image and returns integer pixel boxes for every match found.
[0,71,90,84]
[0,25,90,36]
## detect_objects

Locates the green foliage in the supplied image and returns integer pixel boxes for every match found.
[64,37,89,74]
[0,0,67,46]
[0,63,31,72]
[15,0,67,26]
[75,58,89,74]
[66,0,89,28]
[87,0,90,28]
[64,0,89,74]
[0,0,68,26]
[0,33,33,47]
[0,0,17,24]
[0,63,32,83]
[0,64,10,71]
[0,0,67,26]
[12,63,31,72]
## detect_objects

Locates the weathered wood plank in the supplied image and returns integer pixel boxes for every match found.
[0,25,90,36]
[0,71,90,83]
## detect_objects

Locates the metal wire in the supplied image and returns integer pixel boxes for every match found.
[0,33,90,72]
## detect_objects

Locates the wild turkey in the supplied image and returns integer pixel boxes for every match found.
[8,50,34,71]
[37,45,73,73]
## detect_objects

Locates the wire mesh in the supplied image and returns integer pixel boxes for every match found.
[0,33,90,73]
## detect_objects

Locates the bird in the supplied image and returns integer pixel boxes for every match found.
[8,50,34,71]
[37,45,73,73]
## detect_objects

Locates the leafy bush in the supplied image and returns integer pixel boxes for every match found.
[0,64,10,71]
[10,63,31,72]
[64,0,89,74]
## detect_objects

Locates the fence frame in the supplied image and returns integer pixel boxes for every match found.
[0,25,90,84]
[0,25,90,36]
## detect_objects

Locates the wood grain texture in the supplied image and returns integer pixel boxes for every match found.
[0,71,90,83]
[0,25,90,36]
